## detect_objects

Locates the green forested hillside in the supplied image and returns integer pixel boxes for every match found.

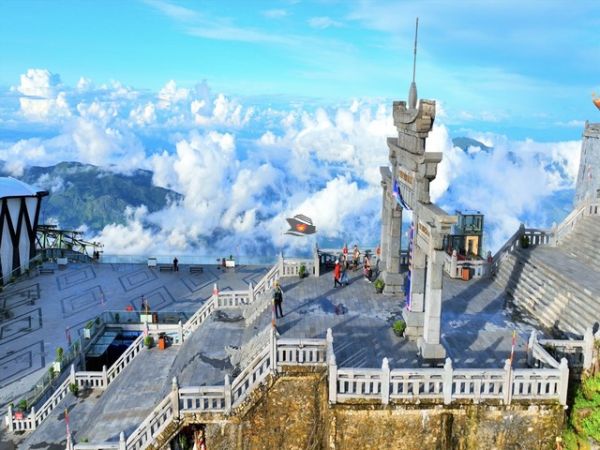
[1,162,180,232]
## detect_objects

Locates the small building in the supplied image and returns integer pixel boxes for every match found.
[0,177,48,283]
[443,210,484,258]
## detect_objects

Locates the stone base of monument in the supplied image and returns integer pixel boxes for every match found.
[404,310,424,339]
[381,271,404,295]
[417,338,447,362]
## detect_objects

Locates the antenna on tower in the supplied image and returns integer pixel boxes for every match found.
[412,17,419,83]
[408,17,419,109]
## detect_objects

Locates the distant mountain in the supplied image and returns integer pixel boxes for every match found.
[0,161,181,232]
[452,137,492,154]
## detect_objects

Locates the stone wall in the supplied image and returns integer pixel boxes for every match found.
[165,367,565,450]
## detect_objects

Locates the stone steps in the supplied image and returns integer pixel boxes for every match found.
[493,246,599,337]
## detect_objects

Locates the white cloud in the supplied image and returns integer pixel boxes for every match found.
[14,69,70,120]
[308,16,342,29]
[157,80,190,109]
[263,9,287,19]
[1,68,585,258]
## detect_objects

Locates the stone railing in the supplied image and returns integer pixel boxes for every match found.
[280,258,315,277]
[71,327,575,449]
[6,334,146,433]
[106,334,145,383]
[535,327,599,371]
[554,199,600,245]
[216,289,250,308]
[444,252,489,279]
[490,225,553,276]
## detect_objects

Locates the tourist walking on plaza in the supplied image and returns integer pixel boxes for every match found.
[352,245,360,270]
[340,254,349,286]
[273,281,284,318]
[363,253,372,282]
[334,260,343,288]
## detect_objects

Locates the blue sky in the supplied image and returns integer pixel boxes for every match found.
[1,0,598,140]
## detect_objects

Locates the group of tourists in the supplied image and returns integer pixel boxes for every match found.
[333,244,375,288]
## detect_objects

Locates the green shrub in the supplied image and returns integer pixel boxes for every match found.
[55,347,64,362]
[17,399,27,412]
[520,234,530,249]
[85,320,94,329]
[565,372,600,447]
[374,278,385,292]
[144,335,154,348]
[299,263,306,278]
[393,319,407,336]
[68,383,79,397]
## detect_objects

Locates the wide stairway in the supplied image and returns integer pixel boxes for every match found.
[494,216,600,337]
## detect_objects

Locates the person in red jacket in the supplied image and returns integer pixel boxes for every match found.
[334,260,343,288]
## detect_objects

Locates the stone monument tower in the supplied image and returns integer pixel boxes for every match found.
[379,19,456,361]
[574,122,600,206]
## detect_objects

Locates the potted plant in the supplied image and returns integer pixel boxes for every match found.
[374,278,385,294]
[115,312,120,324]
[54,347,64,373]
[144,335,154,349]
[69,383,79,397]
[299,263,307,279]
[392,319,407,337]
[15,400,27,419]
[520,234,530,249]
[83,320,94,339]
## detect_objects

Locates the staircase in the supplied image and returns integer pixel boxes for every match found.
[494,215,600,337]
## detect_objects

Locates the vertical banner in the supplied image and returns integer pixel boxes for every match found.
[406,223,414,310]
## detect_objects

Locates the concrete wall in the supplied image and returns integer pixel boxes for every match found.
[167,367,565,450]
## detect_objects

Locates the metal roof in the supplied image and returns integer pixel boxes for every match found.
[0,177,47,199]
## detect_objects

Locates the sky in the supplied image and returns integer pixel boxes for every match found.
[0,0,598,257]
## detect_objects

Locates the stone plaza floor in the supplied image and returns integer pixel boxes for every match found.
[1,261,540,447]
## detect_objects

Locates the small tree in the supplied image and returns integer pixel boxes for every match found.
[17,399,28,412]
[55,347,64,362]
[144,335,154,348]
[69,383,79,397]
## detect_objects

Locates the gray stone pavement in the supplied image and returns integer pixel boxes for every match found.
[3,261,547,447]
[0,263,267,409]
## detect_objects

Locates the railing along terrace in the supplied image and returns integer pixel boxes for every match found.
[64,327,579,450]
[554,199,600,245]
[535,327,598,371]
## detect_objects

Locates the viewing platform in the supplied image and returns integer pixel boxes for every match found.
[0,254,553,448]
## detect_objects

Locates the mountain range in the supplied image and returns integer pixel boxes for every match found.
[0,161,180,232]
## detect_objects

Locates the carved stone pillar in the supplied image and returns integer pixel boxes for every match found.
[379,182,390,271]
[418,247,446,360]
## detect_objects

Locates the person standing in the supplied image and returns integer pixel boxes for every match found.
[273,281,284,318]
[173,257,179,272]
[340,255,349,286]
[352,245,360,271]
[363,253,372,282]
[334,260,343,288]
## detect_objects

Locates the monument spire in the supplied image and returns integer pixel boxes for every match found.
[408,17,419,109]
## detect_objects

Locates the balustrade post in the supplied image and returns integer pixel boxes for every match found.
[30,406,36,430]
[6,404,14,432]
[119,431,126,450]
[328,352,338,404]
[314,244,320,277]
[178,320,184,344]
[270,327,277,374]
[381,358,390,405]
[70,363,76,385]
[503,359,512,405]
[171,376,180,420]
[450,251,458,278]
[224,374,232,413]
[559,358,569,406]
[583,327,594,371]
[248,282,254,304]
[102,364,108,387]
[527,331,536,367]
[278,252,284,276]
[443,357,453,405]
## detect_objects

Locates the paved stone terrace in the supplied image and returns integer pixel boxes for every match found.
[3,260,541,447]
[0,262,267,409]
